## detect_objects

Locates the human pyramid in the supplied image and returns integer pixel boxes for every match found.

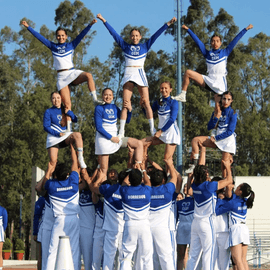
[24,12,255,270]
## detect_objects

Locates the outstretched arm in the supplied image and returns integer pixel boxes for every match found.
[21,21,29,28]
[96,13,106,23]
[246,24,253,30]
[167,17,177,26]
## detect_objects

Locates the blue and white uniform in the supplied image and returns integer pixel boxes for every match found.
[187,28,248,94]
[149,182,176,270]
[27,24,94,90]
[152,96,180,145]
[103,21,168,87]
[186,181,218,270]
[44,171,80,270]
[120,184,153,270]
[33,196,45,243]
[208,106,237,154]
[216,194,250,248]
[79,189,95,270]
[94,103,131,155]
[176,196,194,245]
[0,206,8,242]
[92,199,105,270]
[43,106,77,148]
[99,183,124,270]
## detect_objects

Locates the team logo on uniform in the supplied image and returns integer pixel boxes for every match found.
[105,109,115,119]
[210,52,219,60]
[80,193,90,203]
[57,45,66,54]
[182,202,190,211]
[159,102,167,112]
[130,46,140,56]
[57,114,62,125]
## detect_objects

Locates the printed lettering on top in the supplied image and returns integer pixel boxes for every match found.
[112,193,122,199]
[210,52,219,60]
[238,206,247,211]
[57,114,62,124]
[105,108,115,119]
[130,45,140,56]
[57,45,66,54]
[56,186,73,192]
[80,193,90,203]
[182,202,190,211]
[159,102,168,113]
[218,115,227,126]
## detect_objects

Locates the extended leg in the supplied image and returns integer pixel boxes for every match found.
[60,86,72,131]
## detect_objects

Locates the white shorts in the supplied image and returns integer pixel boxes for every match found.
[0,226,4,242]
[57,69,84,91]
[159,123,180,145]
[202,74,227,95]
[95,132,128,155]
[46,132,73,149]
[215,133,236,154]
[176,222,192,245]
[122,67,148,87]
[227,224,250,248]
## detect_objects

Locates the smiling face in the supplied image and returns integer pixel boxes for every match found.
[56,30,68,44]
[211,36,222,50]
[51,92,62,108]
[160,82,172,98]
[130,30,142,45]
[222,93,233,108]
[102,89,114,104]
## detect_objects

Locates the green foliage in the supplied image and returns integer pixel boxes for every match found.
[14,239,25,252]
[3,238,12,251]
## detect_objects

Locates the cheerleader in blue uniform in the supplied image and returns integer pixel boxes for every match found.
[96,14,176,137]
[0,206,8,270]
[216,183,255,270]
[94,88,143,176]
[173,24,253,102]
[142,81,180,163]
[44,91,87,171]
[21,19,101,131]
[186,91,236,174]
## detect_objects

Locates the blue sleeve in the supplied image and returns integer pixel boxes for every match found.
[27,27,52,49]
[104,22,128,50]
[187,28,208,57]
[145,24,168,50]
[152,101,159,113]
[161,100,179,132]
[2,208,8,231]
[94,106,112,140]
[33,197,45,235]
[43,109,61,137]
[206,181,218,193]
[215,197,232,216]
[99,184,110,196]
[207,112,219,130]
[71,24,93,49]
[66,110,78,123]
[215,111,237,141]
[225,28,248,55]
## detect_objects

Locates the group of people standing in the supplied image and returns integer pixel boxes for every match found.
[20,10,256,270]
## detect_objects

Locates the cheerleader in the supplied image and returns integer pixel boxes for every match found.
[173,24,253,102]
[21,19,101,131]
[142,81,180,163]
[0,206,7,270]
[94,88,143,176]
[186,91,236,175]
[216,183,255,270]
[96,14,176,137]
[43,91,87,171]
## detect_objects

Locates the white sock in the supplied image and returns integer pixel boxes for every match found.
[119,119,126,135]
[77,148,83,158]
[90,90,97,101]
[148,118,154,130]
[194,154,199,160]
[181,90,187,95]
[67,120,72,132]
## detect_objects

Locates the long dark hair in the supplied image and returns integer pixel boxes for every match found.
[240,183,255,209]
[193,165,209,185]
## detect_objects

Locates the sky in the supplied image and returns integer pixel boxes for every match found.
[1,0,269,63]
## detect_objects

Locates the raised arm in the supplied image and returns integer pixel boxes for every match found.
[89,169,106,194]
[186,27,208,57]
[164,158,177,187]
[96,13,106,23]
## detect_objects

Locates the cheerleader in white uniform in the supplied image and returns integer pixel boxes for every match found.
[0,206,7,270]
[97,14,176,137]
[186,91,236,175]
[94,88,143,175]
[142,81,180,163]
[173,24,253,102]
[44,91,87,172]
[21,19,101,130]
[216,183,255,270]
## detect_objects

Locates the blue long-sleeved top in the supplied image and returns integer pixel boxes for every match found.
[0,206,8,231]
[152,96,179,132]
[104,21,168,67]
[33,196,45,236]
[43,106,77,137]
[187,27,247,77]
[207,106,237,141]
[94,103,131,140]
[27,24,93,70]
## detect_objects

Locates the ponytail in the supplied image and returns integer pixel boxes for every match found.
[240,183,255,209]
[246,190,255,209]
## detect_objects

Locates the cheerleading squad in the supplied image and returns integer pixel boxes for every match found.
[19,12,255,270]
